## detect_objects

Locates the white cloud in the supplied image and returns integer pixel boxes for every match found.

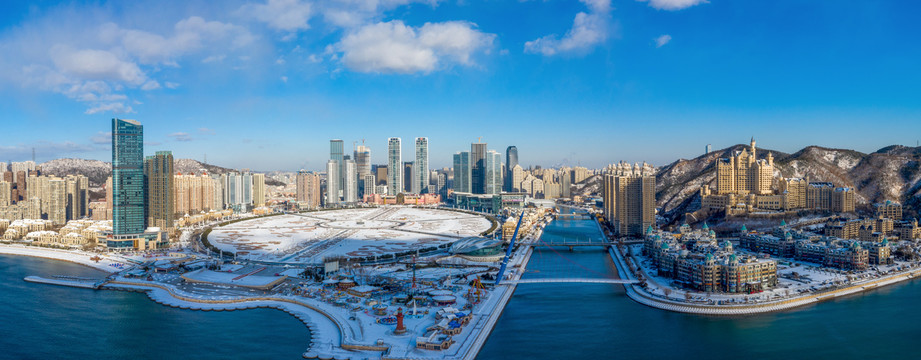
[108,17,255,65]
[0,9,258,115]
[240,0,313,32]
[50,47,147,85]
[524,0,612,56]
[280,75,289,82]
[165,82,181,89]
[336,20,494,74]
[85,102,134,114]
[198,127,216,135]
[90,131,112,144]
[319,0,439,29]
[202,54,227,63]
[582,0,612,12]
[639,0,708,11]
[655,34,672,48]
[168,132,193,142]
[141,80,161,90]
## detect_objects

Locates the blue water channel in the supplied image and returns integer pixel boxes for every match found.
[477,218,921,359]
[4,219,921,359]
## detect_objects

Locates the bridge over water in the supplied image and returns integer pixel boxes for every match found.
[500,277,639,285]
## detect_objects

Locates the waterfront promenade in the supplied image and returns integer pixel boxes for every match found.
[601,221,921,315]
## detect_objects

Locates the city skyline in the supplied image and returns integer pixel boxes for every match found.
[2,1,921,169]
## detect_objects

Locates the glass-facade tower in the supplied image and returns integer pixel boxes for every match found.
[387,138,402,195]
[413,137,429,194]
[330,140,344,201]
[112,118,146,235]
[505,145,518,192]
[471,142,487,194]
[452,152,471,193]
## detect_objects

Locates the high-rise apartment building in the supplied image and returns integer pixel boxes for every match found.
[295,171,322,209]
[505,146,518,192]
[0,181,10,207]
[145,151,174,230]
[223,172,254,212]
[64,175,89,221]
[453,152,471,193]
[510,164,523,192]
[471,142,487,194]
[343,160,357,203]
[253,173,266,207]
[375,165,388,186]
[47,178,66,225]
[413,137,429,194]
[112,118,146,236]
[330,139,344,201]
[11,161,36,183]
[174,173,216,215]
[326,160,339,206]
[363,174,377,196]
[387,138,402,195]
[602,162,656,237]
[355,145,371,196]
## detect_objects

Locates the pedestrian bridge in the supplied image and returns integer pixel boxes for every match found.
[500,277,639,285]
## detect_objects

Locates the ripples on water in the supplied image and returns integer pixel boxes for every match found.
[477,219,921,359]
[0,255,309,360]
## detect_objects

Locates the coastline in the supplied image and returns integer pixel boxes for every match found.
[607,242,921,315]
[0,244,119,274]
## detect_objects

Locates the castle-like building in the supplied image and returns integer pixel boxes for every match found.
[700,138,855,215]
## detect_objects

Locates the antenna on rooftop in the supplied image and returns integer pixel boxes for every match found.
[32,148,35,163]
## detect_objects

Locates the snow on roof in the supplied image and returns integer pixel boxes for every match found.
[181,269,286,289]
[349,285,379,293]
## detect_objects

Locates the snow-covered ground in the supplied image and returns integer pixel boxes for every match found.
[629,243,916,305]
[0,244,124,273]
[208,207,492,264]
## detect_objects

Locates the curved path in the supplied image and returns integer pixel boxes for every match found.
[104,280,387,359]
[607,243,921,315]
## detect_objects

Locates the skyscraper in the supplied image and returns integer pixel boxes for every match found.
[413,137,429,194]
[326,160,339,206]
[253,173,266,207]
[144,151,174,230]
[602,162,656,237]
[343,160,357,202]
[387,138,402,195]
[295,171,322,209]
[452,152,471,193]
[330,140,344,201]
[403,162,413,194]
[112,118,146,236]
[471,142,487,194]
[355,145,371,196]
[505,146,518,192]
[363,174,377,196]
[485,150,502,194]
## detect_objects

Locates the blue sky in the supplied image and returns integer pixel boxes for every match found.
[1,0,919,171]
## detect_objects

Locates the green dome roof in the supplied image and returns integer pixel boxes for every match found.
[661,242,669,249]
[702,222,709,230]
[740,224,747,232]
[780,220,787,226]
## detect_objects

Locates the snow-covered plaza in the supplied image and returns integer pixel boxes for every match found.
[207,207,493,264]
